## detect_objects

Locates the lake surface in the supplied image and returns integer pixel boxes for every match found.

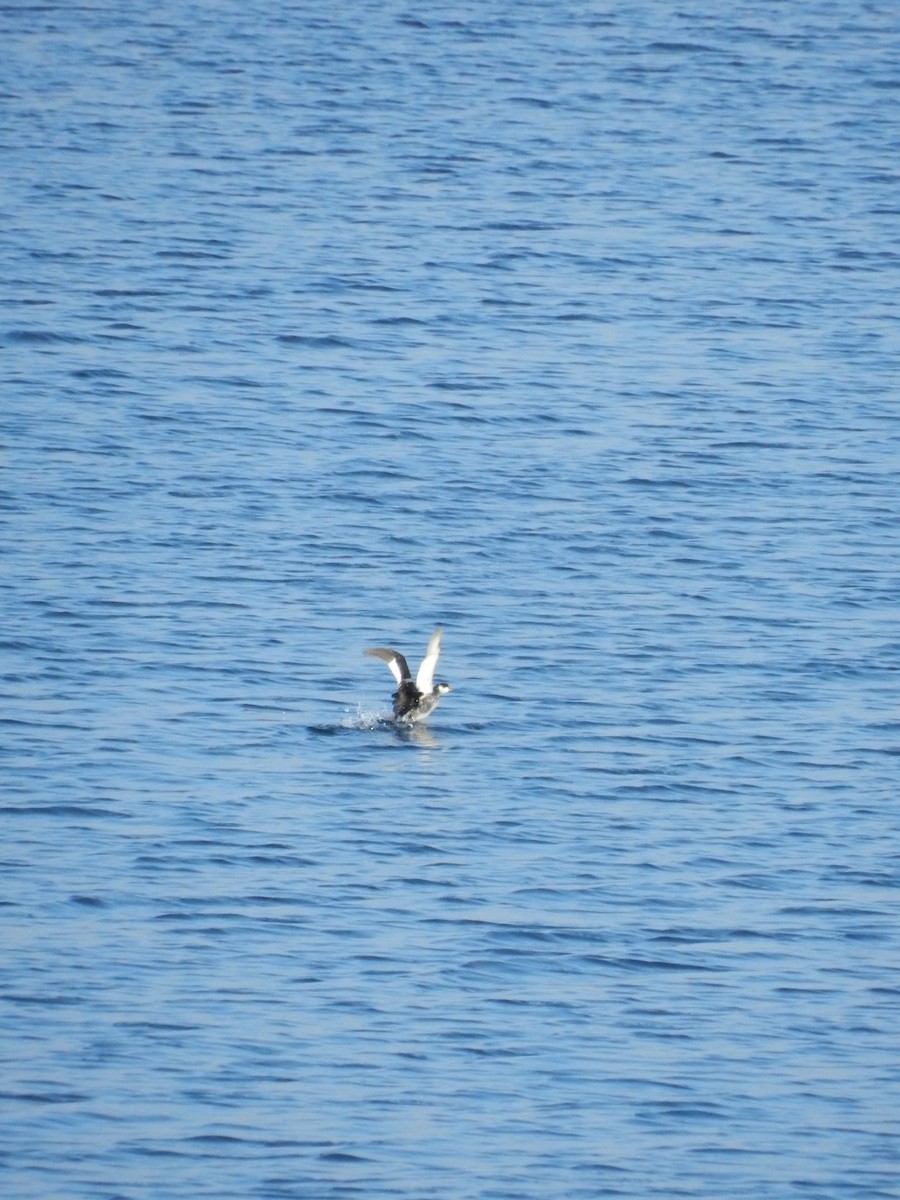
[2,2,899,1197]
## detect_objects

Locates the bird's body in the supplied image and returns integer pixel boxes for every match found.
[365,627,452,723]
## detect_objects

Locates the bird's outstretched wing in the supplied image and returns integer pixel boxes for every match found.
[415,627,443,694]
[365,646,412,687]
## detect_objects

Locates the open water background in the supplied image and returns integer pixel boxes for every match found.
[2,2,900,1197]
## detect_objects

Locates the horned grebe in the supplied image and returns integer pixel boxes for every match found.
[365,627,452,723]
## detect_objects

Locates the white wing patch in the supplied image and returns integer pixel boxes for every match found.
[415,627,443,694]
[365,647,408,686]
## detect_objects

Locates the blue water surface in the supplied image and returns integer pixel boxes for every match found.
[2,2,899,1197]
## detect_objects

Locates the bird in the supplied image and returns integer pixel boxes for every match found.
[365,627,452,723]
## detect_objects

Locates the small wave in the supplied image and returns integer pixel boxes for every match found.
[6,328,85,344]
